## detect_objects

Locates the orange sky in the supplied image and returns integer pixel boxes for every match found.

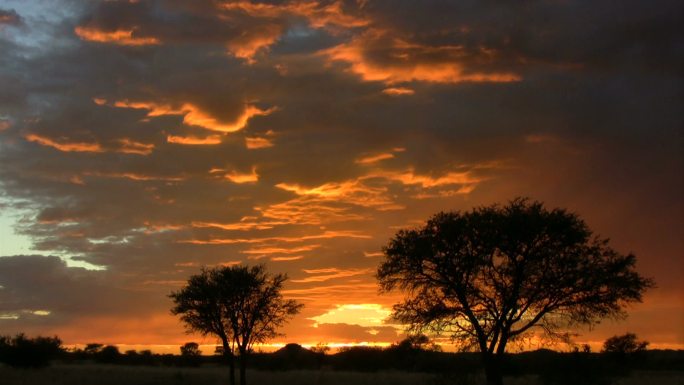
[0,0,682,354]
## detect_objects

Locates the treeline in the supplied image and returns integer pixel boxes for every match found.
[2,334,683,379]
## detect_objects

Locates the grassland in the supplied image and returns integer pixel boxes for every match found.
[1,365,682,385]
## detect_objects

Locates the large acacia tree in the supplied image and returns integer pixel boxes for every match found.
[377,198,653,385]
[170,264,302,385]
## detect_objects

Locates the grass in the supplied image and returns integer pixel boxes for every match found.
[0,365,682,385]
[0,365,436,385]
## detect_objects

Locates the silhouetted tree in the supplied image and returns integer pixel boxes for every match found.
[602,333,649,354]
[84,343,104,355]
[377,198,654,385]
[170,264,302,385]
[393,334,442,352]
[96,345,121,363]
[181,342,201,356]
[180,342,202,366]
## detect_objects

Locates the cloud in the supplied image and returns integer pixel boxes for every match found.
[24,134,155,155]
[224,167,259,183]
[245,136,274,149]
[292,267,373,283]
[271,255,304,262]
[322,29,521,84]
[25,134,104,153]
[108,99,275,133]
[355,152,394,164]
[74,26,160,46]
[167,134,222,145]
[310,304,392,328]
[0,255,160,330]
[242,244,321,256]
[0,9,22,27]
[382,87,415,96]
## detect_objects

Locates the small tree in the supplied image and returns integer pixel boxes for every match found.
[181,342,201,356]
[377,198,654,385]
[170,264,302,385]
[602,333,649,354]
[180,342,202,367]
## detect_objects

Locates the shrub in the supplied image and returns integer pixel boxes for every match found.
[0,334,63,368]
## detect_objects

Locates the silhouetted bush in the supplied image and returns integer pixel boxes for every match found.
[179,342,201,367]
[96,345,121,363]
[0,334,63,368]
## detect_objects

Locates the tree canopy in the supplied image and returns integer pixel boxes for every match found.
[377,198,654,385]
[170,264,302,385]
[603,333,649,354]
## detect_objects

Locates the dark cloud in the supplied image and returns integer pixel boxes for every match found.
[0,255,160,325]
[0,9,22,27]
[0,0,681,348]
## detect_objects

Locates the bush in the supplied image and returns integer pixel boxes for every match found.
[0,334,63,368]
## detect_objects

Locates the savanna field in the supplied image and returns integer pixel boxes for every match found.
[1,366,683,385]
[1,342,683,385]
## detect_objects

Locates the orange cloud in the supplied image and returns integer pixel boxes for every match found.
[83,171,184,182]
[141,222,183,234]
[110,99,275,133]
[222,1,369,29]
[219,1,369,62]
[365,168,483,188]
[411,185,477,199]
[74,26,160,46]
[355,152,394,164]
[323,30,521,84]
[256,196,368,225]
[25,134,104,153]
[227,24,282,63]
[180,230,370,245]
[224,167,259,183]
[382,87,415,96]
[271,255,304,262]
[241,244,321,255]
[292,267,373,283]
[275,180,396,209]
[288,1,370,29]
[0,119,10,131]
[245,136,274,149]
[116,138,154,155]
[191,219,288,231]
[166,135,221,146]
[26,134,154,155]
[111,100,183,117]
[167,134,222,145]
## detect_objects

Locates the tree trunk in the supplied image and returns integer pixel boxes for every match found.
[229,353,236,385]
[239,350,247,385]
[483,354,504,385]
[220,337,235,385]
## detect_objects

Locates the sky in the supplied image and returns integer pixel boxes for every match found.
[0,0,682,353]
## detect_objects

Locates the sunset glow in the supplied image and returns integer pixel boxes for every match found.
[0,0,681,355]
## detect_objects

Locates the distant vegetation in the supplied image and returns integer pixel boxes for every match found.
[1,333,682,385]
[0,334,63,368]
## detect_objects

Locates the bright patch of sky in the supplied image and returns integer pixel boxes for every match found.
[0,202,38,256]
[1,0,82,52]
[0,196,105,270]
[310,304,394,328]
